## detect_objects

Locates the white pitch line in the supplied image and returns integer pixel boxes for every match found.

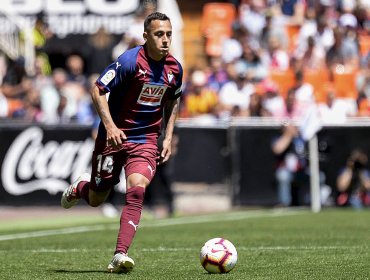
[0,225,117,242]
[0,209,304,242]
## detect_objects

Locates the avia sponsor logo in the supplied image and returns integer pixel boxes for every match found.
[137,83,167,106]
[1,127,94,196]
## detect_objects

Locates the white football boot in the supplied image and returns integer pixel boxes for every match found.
[107,253,135,273]
[61,173,91,209]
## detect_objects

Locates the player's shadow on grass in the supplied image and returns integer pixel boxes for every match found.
[54,269,131,274]
[54,269,108,274]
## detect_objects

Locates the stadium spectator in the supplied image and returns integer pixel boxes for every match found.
[266,35,290,71]
[221,23,246,64]
[236,42,269,82]
[290,70,315,106]
[271,122,310,206]
[112,33,141,62]
[74,74,96,125]
[246,92,270,117]
[126,0,157,45]
[12,88,43,122]
[296,14,334,57]
[265,85,307,121]
[0,57,32,117]
[217,62,255,119]
[65,54,87,86]
[182,69,218,120]
[39,68,73,123]
[205,56,229,92]
[278,0,305,26]
[238,0,266,40]
[0,51,8,84]
[317,89,357,124]
[326,26,360,72]
[293,35,326,71]
[260,9,288,52]
[261,79,285,117]
[33,54,52,91]
[87,27,115,75]
[336,149,370,209]
[357,58,370,117]
[60,12,183,274]
[28,15,53,75]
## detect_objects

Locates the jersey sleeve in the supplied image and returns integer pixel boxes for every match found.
[95,47,139,93]
[168,62,183,100]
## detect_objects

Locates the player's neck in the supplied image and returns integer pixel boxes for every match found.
[144,44,167,62]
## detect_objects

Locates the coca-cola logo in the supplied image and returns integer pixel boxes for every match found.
[1,127,94,195]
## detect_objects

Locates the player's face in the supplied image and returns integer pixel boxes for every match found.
[144,19,172,61]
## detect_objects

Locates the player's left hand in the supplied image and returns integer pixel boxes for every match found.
[158,138,172,165]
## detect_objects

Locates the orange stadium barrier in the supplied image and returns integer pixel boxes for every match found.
[201,2,236,57]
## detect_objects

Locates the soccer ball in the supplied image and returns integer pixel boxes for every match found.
[200,237,238,274]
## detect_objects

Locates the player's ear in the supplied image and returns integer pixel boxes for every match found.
[143,31,148,42]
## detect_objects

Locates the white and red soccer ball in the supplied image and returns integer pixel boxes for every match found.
[200,237,238,273]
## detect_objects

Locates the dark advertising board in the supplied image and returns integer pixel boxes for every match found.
[0,124,93,205]
[0,123,369,206]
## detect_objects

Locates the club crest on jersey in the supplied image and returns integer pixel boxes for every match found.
[167,71,174,83]
[137,83,167,106]
[100,69,115,85]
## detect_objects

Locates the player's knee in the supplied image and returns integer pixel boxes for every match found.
[127,173,150,188]
[88,190,110,207]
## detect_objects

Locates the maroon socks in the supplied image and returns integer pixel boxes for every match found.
[115,186,145,254]
[76,181,90,204]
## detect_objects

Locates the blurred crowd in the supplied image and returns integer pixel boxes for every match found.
[180,0,370,124]
[0,2,154,124]
[0,0,369,125]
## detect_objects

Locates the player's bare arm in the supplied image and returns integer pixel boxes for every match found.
[91,85,126,149]
[159,98,179,165]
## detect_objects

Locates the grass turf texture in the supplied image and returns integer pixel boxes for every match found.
[0,208,369,279]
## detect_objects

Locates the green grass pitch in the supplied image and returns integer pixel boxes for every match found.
[0,208,369,279]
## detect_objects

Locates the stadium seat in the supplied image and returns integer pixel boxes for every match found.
[269,69,295,97]
[7,99,23,117]
[285,24,300,52]
[303,69,330,103]
[201,3,236,56]
[332,68,358,99]
[358,34,370,57]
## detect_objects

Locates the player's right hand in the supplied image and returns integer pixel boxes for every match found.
[106,126,127,150]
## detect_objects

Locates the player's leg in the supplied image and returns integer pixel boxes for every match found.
[107,172,148,273]
[108,143,157,273]
[275,167,293,207]
[61,147,123,208]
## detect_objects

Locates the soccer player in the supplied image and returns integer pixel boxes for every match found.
[61,12,183,273]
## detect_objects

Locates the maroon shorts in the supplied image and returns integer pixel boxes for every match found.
[90,139,158,192]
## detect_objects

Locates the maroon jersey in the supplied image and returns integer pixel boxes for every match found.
[95,45,183,144]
